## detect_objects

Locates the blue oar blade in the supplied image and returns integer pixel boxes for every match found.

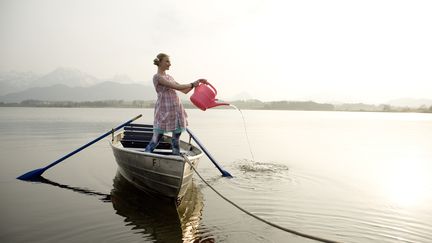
[16,114,142,182]
[17,168,45,181]
[221,170,233,178]
[186,128,233,178]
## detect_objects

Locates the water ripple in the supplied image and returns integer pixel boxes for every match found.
[196,158,432,243]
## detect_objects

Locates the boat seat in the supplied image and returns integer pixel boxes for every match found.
[126,124,153,130]
[121,124,181,151]
[124,126,153,132]
[126,147,191,156]
[123,130,153,140]
[127,123,153,128]
[120,139,172,149]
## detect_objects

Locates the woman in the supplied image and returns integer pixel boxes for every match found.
[145,53,206,155]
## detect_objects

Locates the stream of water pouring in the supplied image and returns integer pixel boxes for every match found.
[229,104,255,161]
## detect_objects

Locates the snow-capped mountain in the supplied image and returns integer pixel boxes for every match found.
[0,67,154,102]
[30,67,100,88]
[0,71,41,95]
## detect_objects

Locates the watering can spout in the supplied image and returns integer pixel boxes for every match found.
[208,99,230,109]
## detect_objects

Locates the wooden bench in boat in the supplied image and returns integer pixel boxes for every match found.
[121,124,190,154]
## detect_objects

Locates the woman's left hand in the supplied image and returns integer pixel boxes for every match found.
[197,79,208,84]
[192,79,207,87]
[192,80,200,87]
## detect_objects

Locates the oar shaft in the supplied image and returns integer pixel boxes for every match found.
[17,114,142,180]
[44,114,142,170]
[186,128,232,177]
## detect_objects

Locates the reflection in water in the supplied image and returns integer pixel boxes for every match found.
[111,172,208,242]
[32,176,111,202]
[32,173,209,242]
[6,109,432,242]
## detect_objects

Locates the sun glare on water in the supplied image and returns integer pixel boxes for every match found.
[381,156,430,208]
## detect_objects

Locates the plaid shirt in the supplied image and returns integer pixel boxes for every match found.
[152,74,188,132]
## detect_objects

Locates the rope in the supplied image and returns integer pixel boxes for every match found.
[183,156,341,243]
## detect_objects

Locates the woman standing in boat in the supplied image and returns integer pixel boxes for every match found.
[145,53,207,155]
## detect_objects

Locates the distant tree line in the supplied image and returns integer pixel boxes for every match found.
[226,100,334,110]
[0,99,156,108]
[1,99,431,113]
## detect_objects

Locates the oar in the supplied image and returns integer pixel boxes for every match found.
[17,114,143,181]
[186,128,232,178]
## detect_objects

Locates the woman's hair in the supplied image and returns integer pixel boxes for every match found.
[153,53,169,66]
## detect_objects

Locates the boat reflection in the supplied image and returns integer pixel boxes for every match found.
[111,171,207,242]
[32,172,209,242]
[31,176,111,202]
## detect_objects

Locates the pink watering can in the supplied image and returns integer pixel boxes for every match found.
[190,82,230,111]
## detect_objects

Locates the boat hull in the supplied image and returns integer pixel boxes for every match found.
[110,128,202,199]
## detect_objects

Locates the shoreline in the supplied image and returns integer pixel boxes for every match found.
[1,100,431,114]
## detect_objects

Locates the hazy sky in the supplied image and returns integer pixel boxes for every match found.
[1,0,431,103]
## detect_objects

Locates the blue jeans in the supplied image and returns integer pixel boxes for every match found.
[145,132,182,155]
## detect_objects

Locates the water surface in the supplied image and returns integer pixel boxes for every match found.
[1,107,431,242]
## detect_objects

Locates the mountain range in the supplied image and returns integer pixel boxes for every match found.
[0,68,156,102]
[1,68,431,107]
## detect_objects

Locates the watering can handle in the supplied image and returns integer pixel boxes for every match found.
[205,82,217,95]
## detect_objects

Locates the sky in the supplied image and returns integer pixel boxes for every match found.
[1,0,431,104]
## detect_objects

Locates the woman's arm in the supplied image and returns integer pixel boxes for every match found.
[157,76,192,90]
[180,79,208,94]
[178,85,194,94]
[158,77,207,94]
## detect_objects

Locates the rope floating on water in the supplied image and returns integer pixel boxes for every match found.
[183,156,341,243]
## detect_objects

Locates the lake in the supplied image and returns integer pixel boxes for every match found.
[1,107,431,242]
